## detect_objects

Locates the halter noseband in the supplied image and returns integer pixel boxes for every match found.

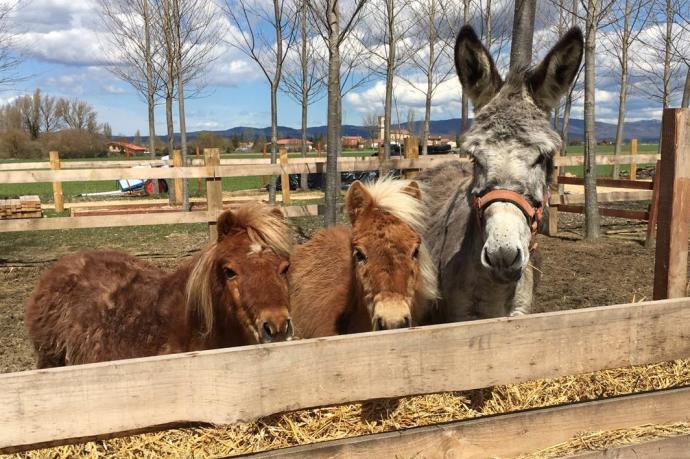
[471,189,548,251]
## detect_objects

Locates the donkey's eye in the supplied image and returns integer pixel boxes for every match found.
[532,153,547,168]
[223,267,237,279]
[280,263,290,276]
[412,246,420,259]
[353,247,367,264]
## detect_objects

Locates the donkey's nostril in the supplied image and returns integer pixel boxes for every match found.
[376,317,385,331]
[403,315,411,327]
[512,248,522,266]
[262,321,273,337]
[481,247,493,268]
[284,318,293,335]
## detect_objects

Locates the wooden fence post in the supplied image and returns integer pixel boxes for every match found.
[262,144,269,187]
[403,136,419,179]
[645,159,661,248]
[629,138,638,180]
[48,151,64,213]
[172,149,183,204]
[653,109,690,300]
[546,165,559,236]
[204,148,222,241]
[280,148,290,204]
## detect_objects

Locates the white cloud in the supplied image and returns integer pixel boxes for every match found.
[101,84,126,95]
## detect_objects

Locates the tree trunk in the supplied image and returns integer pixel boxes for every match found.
[485,0,492,49]
[173,0,189,210]
[509,0,536,71]
[300,3,309,190]
[324,4,341,227]
[683,66,690,108]
[583,0,600,240]
[460,0,470,135]
[612,0,630,180]
[383,0,394,161]
[662,0,672,109]
[143,0,156,160]
[268,0,284,205]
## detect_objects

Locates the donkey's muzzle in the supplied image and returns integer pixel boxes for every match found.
[258,314,293,343]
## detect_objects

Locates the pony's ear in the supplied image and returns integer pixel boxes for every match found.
[527,27,583,110]
[402,181,422,201]
[216,210,239,242]
[346,181,373,223]
[454,25,503,110]
[269,207,285,221]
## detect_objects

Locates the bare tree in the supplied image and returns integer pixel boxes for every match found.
[461,0,471,134]
[156,0,220,208]
[39,93,61,133]
[281,0,327,189]
[358,0,414,159]
[225,0,297,203]
[98,0,161,159]
[581,0,615,240]
[362,111,379,145]
[509,0,537,70]
[402,0,454,155]
[308,0,369,226]
[0,1,24,88]
[56,98,99,132]
[602,0,649,178]
[683,67,690,107]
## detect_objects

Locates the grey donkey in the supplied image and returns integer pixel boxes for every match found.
[418,25,584,322]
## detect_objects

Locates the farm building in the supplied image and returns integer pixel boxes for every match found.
[107,141,148,157]
[341,135,364,149]
[273,138,313,152]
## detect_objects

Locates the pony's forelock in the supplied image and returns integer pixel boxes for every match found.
[185,202,293,336]
[362,177,439,304]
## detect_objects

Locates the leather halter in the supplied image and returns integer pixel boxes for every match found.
[471,189,548,251]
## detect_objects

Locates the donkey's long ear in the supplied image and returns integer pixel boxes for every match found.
[454,25,503,110]
[216,210,239,242]
[346,181,373,224]
[527,27,584,110]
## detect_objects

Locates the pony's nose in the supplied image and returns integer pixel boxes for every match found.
[259,315,293,343]
[373,313,412,331]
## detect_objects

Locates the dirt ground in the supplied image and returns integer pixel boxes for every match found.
[0,211,682,373]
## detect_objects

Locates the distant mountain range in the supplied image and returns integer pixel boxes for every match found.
[137,117,662,144]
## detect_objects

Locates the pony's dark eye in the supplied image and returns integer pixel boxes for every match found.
[412,246,420,259]
[280,263,290,276]
[223,267,237,279]
[353,247,367,264]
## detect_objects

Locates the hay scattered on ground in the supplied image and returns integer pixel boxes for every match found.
[6,359,690,459]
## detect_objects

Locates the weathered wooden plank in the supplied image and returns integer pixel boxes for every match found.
[49,151,64,213]
[2,299,690,451]
[555,153,660,167]
[645,159,662,248]
[248,387,690,459]
[0,205,322,232]
[557,176,654,190]
[555,190,653,205]
[555,205,649,221]
[568,434,690,458]
[654,109,690,299]
[0,156,465,183]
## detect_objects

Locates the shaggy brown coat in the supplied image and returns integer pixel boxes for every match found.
[25,203,293,367]
[289,178,438,338]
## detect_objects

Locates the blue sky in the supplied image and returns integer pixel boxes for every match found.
[3,0,684,136]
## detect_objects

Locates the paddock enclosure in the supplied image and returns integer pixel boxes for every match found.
[0,108,689,458]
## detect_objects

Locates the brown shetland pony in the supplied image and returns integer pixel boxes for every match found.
[289,178,438,338]
[25,203,294,368]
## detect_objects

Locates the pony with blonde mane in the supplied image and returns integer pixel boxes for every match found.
[289,178,438,337]
[26,203,293,367]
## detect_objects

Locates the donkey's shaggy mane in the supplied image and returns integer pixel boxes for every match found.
[186,203,293,336]
[363,177,439,302]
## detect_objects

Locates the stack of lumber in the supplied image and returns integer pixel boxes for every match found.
[0,195,42,219]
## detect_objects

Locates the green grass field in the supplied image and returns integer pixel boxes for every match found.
[0,144,659,202]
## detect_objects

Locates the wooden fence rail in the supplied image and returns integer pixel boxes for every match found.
[2,298,690,452]
[249,387,690,459]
